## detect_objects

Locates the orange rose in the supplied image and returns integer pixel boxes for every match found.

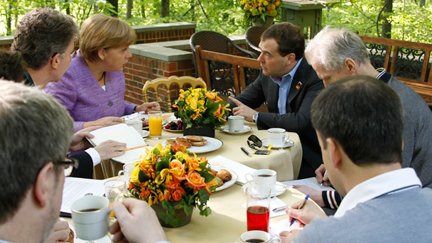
[186,171,206,190]
[169,159,186,179]
[165,176,181,189]
[172,187,185,201]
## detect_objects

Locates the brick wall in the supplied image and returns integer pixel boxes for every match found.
[135,29,195,44]
[123,54,194,105]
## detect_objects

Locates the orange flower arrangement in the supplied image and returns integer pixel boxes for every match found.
[128,143,220,225]
[240,0,282,22]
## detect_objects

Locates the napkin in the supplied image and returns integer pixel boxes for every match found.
[208,155,256,185]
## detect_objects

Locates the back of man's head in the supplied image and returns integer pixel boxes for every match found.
[0,80,73,223]
[261,22,305,60]
[311,75,403,165]
[304,26,370,72]
[11,8,77,70]
[0,50,24,82]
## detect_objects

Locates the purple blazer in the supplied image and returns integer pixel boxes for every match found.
[45,51,135,131]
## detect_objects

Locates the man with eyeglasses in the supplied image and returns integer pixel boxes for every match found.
[229,22,324,178]
[0,81,168,243]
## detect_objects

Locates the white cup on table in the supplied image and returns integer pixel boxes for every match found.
[240,230,280,242]
[126,118,143,136]
[267,128,286,147]
[245,169,277,197]
[71,195,110,241]
[228,115,245,132]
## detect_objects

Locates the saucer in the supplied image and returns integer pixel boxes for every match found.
[262,138,294,149]
[242,182,287,197]
[220,125,252,135]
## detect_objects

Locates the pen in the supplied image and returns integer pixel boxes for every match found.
[290,194,309,226]
[320,171,328,186]
[241,147,251,157]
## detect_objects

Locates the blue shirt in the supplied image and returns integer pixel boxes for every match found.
[270,58,303,114]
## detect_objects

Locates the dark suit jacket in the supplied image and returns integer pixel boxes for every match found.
[69,151,94,179]
[234,59,324,177]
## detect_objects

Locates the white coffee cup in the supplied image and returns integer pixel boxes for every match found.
[118,162,136,183]
[267,128,286,147]
[240,230,280,243]
[71,195,110,241]
[126,118,143,136]
[245,169,277,196]
[228,115,245,132]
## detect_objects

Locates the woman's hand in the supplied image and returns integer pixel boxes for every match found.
[83,116,123,128]
[135,102,160,113]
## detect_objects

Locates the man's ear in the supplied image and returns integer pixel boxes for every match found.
[344,58,358,74]
[50,53,61,70]
[33,163,54,208]
[327,138,343,168]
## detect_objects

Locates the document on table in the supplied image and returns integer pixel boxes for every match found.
[88,123,147,164]
[282,177,333,191]
[208,155,256,185]
[61,177,105,215]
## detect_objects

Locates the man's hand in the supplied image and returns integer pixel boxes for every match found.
[136,102,161,113]
[280,229,302,243]
[293,185,325,207]
[110,198,167,243]
[83,116,123,128]
[288,199,327,226]
[229,96,256,122]
[94,140,127,160]
[315,164,330,186]
[45,219,70,243]
[70,126,101,151]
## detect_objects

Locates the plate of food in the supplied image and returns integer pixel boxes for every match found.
[166,136,223,154]
[163,119,184,133]
[209,166,238,192]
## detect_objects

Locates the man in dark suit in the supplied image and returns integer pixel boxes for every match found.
[230,22,324,178]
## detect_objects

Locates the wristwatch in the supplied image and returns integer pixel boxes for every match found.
[252,112,259,123]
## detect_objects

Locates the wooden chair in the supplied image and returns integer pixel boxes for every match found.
[142,76,207,112]
[245,25,267,55]
[190,31,258,96]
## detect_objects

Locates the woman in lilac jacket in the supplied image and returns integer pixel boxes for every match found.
[45,14,159,131]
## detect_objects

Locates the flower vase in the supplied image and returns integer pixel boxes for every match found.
[183,124,215,137]
[253,16,274,28]
[151,203,193,228]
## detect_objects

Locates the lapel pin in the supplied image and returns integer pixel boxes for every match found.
[295,81,303,91]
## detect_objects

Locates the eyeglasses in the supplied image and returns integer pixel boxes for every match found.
[53,158,79,177]
[247,135,262,150]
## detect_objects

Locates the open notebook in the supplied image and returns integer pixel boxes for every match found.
[61,177,105,216]
[88,123,147,164]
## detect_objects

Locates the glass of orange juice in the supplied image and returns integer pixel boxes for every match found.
[148,111,163,138]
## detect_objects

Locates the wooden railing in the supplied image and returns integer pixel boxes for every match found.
[194,45,260,96]
[361,36,432,104]
[194,37,432,105]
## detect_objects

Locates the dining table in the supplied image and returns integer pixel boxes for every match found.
[63,183,322,243]
[96,122,302,182]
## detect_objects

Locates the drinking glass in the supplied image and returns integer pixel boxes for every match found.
[245,187,271,232]
[148,111,163,138]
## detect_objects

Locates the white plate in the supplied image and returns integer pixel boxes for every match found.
[163,127,184,133]
[211,166,238,192]
[242,182,287,197]
[142,130,149,138]
[220,125,252,135]
[262,138,295,149]
[187,137,223,154]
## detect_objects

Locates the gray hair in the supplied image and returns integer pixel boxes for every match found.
[305,26,370,71]
[0,80,73,223]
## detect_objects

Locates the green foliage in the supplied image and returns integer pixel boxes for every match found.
[0,0,430,43]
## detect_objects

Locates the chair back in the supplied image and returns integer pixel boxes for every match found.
[189,31,257,96]
[245,26,267,55]
[142,76,207,112]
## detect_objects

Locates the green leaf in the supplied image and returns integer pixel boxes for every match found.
[138,170,149,182]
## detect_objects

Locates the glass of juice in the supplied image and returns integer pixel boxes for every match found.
[148,111,163,138]
[245,186,271,232]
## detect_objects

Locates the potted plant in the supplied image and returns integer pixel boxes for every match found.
[173,88,230,137]
[128,143,221,227]
[239,0,282,27]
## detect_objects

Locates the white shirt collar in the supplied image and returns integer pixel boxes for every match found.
[335,168,421,217]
